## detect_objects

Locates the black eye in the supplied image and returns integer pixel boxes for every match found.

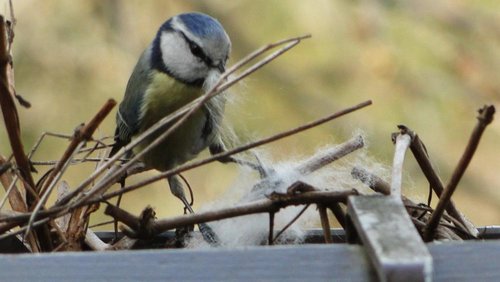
[189,42,204,59]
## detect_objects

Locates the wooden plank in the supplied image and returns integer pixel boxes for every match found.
[0,241,499,281]
[347,195,432,282]
[3,227,499,253]
[0,245,376,282]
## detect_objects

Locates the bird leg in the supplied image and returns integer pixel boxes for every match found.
[168,175,219,245]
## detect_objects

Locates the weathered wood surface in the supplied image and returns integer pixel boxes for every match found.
[347,195,432,282]
[0,241,499,281]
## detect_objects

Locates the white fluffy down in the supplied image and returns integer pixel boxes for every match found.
[186,132,393,248]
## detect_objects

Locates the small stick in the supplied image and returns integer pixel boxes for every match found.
[297,135,364,175]
[0,155,27,212]
[272,204,310,243]
[351,167,391,195]
[268,212,275,245]
[352,167,473,238]
[104,204,140,231]
[89,101,371,206]
[0,16,36,196]
[38,99,116,197]
[390,128,412,197]
[425,105,495,241]
[25,99,116,238]
[31,157,128,166]
[84,228,109,251]
[404,125,476,236]
[105,190,357,237]
[351,167,415,208]
[0,15,50,251]
[327,203,346,229]
[57,35,311,208]
[318,205,332,243]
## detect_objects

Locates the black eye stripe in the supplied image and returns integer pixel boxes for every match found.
[179,31,213,66]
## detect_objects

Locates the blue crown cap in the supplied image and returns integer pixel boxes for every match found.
[178,12,225,38]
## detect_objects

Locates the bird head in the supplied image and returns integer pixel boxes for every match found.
[151,12,231,87]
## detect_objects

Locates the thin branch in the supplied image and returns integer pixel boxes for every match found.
[84,228,109,251]
[327,203,346,229]
[0,16,36,197]
[56,34,311,208]
[297,135,364,175]
[0,14,49,251]
[31,157,128,166]
[0,217,50,241]
[0,155,27,212]
[105,189,358,238]
[25,99,116,238]
[87,101,371,206]
[272,204,309,243]
[390,127,412,197]
[425,105,495,241]
[268,212,275,245]
[318,205,332,243]
[352,167,472,239]
[351,166,391,195]
[403,125,476,236]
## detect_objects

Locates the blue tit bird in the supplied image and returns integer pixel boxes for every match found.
[110,12,232,215]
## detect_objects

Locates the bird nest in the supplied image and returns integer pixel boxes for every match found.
[0,5,496,253]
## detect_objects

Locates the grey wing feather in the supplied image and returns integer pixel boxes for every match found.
[110,46,153,156]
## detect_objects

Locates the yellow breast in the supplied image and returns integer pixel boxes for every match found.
[134,70,208,171]
[140,70,202,129]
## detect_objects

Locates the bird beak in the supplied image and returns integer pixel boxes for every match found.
[216,62,225,73]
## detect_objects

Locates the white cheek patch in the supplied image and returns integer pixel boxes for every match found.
[160,31,208,82]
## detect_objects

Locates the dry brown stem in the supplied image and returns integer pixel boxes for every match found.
[401,125,476,237]
[0,13,51,251]
[55,35,311,210]
[318,205,332,243]
[105,187,358,239]
[424,105,495,241]
[25,99,116,240]
[92,102,371,207]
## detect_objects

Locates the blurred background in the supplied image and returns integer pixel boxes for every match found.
[0,0,498,226]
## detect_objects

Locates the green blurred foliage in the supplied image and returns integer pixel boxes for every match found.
[0,0,499,225]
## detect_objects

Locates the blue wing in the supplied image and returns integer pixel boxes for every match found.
[110,47,152,157]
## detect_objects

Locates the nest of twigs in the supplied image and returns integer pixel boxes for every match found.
[0,5,496,253]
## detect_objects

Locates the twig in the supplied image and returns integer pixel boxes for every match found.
[89,101,372,206]
[390,127,412,197]
[25,99,116,239]
[88,220,115,229]
[0,15,50,252]
[249,135,365,198]
[351,167,472,240]
[297,135,364,175]
[105,190,358,237]
[27,132,72,161]
[318,205,332,243]
[38,99,116,197]
[403,125,476,236]
[327,203,346,229]
[351,166,391,195]
[272,204,310,243]
[0,155,29,215]
[351,167,414,207]
[425,105,495,241]
[0,217,50,241]
[104,204,140,231]
[268,212,275,245]
[0,16,35,197]
[84,228,109,251]
[56,35,311,208]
